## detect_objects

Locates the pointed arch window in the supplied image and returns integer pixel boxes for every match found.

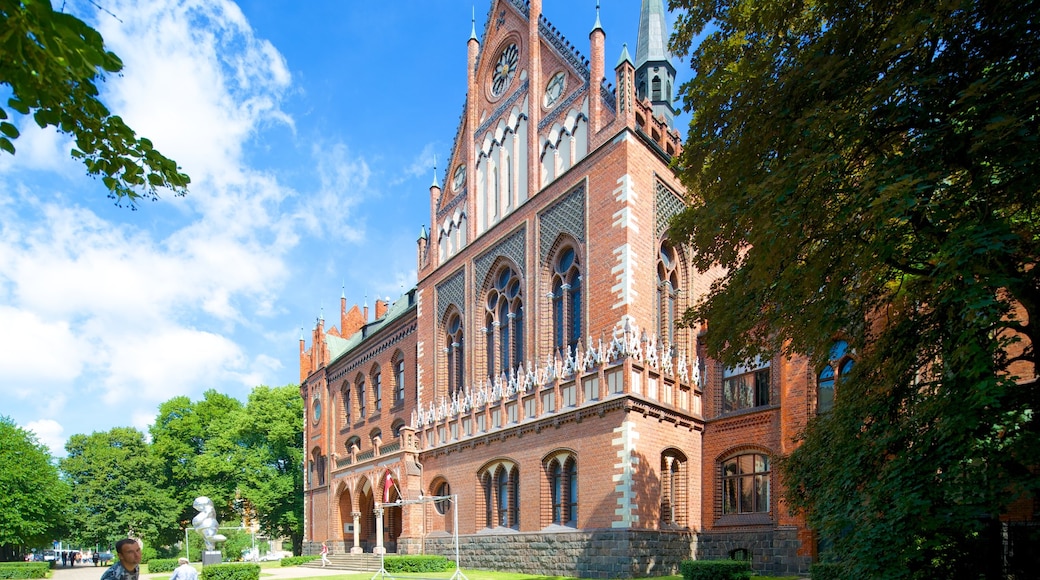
[394,355,406,404]
[372,367,382,412]
[547,454,578,526]
[356,376,367,418]
[661,449,688,527]
[485,266,524,380]
[446,314,465,395]
[818,340,854,414]
[551,246,582,355]
[657,240,680,344]
[342,384,352,424]
[480,463,520,530]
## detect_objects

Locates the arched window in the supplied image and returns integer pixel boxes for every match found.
[372,366,382,412]
[722,453,770,514]
[446,313,464,395]
[434,481,452,515]
[657,240,679,345]
[342,384,352,424]
[652,76,662,100]
[551,246,582,355]
[480,462,519,530]
[394,354,406,404]
[547,453,578,527]
[356,376,367,418]
[345,436,361,455]
[661,449,688,527]
[485,265,524,380]
[818,341,854,414]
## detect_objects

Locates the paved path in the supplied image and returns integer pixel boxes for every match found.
[50,563,352,580]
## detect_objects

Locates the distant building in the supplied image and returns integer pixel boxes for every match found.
[299,0,817,576]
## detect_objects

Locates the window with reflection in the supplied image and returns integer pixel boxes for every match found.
[485,266,524,380]
[722,453,770,514]
[551,246,582,355]
[722,361,771,413]
[657,240,679,344]
[818,340,854,414]
[356,376,366,418]
[372,367,382,412]
[480,463,519,530]
[547,454,578,526]
[446,313,464,395]
[394,355,406,404]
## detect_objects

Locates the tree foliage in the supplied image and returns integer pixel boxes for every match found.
[668,0,1039,576]
[60,428,180,548]
[150,391,245,529]
[0,417,69,551]
[234,385,304,556]
[0,0,190,206]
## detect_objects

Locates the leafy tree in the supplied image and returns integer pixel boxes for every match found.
[151,390,245,530]
[235,385,304,555]
[60,428,180,549]
[0,0,190,205]
[668,0,1039,577]
[0,416,70,558]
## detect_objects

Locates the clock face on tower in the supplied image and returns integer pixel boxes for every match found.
[544,71,566,108]
[452,164,466,191]
[490,43,519,98]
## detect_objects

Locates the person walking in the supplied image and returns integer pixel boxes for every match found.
[93,552,100,567]
[100,539,142,580]
[320,542,330,567]
[169,558,199,580]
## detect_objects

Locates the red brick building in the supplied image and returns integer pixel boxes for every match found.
[298,0,816,576]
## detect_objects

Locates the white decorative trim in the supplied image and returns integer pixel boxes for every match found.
[612,420,640,527]
[611,243,638,308]
[411,316,699,429]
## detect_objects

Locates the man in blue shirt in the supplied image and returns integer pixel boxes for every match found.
[169,558,199,580]
[100,539,141,580]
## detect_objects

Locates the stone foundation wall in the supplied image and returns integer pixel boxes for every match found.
[697,527,810,576]
[399,529,696,579]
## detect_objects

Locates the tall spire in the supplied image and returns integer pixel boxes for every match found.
[470,6,477,41]
[634,0,677,128]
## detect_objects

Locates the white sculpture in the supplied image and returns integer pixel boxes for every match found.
[191,496,227,550]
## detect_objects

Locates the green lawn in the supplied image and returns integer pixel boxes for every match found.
[259,569,801,580]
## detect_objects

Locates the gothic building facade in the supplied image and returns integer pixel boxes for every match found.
[298,0,816,576]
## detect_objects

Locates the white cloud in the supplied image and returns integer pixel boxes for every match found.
[0,307,89,388]
[94,0,294,184]
[24,419,67,457]
[391,142,439,186]
[292,142,371,242]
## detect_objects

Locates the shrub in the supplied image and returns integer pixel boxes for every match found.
[146,558,180,574]
[809,562,844,580]
[0,563,50,579]
[200,563,260,580]
[383,555,454,573]
[279,556,319,567]
[679,559,753,580]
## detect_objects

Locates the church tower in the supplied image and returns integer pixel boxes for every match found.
[634,0,677,128]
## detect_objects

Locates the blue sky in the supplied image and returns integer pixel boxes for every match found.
[0,0,692,455]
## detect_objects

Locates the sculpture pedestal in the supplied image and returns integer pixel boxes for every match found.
[201,551,222,566]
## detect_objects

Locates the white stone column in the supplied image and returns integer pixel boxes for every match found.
[350,512,362,554]
[373,506,385,554]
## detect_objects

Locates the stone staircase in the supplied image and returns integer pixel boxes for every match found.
[300,553,384,572]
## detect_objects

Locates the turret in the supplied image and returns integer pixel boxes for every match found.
[634,0,677,128]
[589,2,605,134]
